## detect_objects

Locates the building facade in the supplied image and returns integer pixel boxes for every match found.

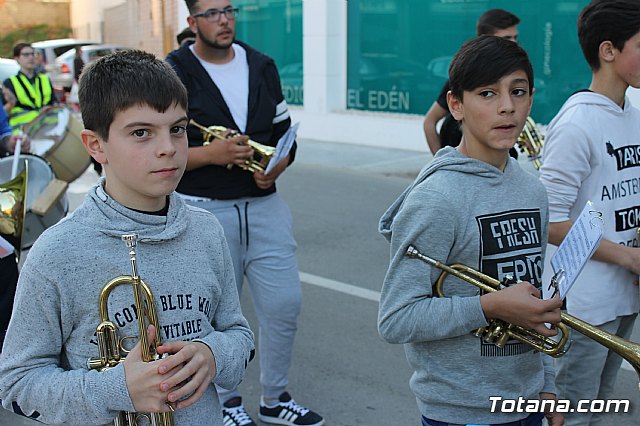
[68,0,640,152]
[0,0,70,35]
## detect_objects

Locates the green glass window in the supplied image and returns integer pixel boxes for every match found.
[347,0,591,123]
[235,0,303,105]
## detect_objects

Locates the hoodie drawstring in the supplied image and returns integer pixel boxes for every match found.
[233,202,250,248]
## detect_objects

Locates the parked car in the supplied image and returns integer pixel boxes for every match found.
[0,58,20,83]
[32,38,97,72]
[48,44,130,91]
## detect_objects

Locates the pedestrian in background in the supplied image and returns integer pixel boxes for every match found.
[1,43,55,130]
[166,1,324,425]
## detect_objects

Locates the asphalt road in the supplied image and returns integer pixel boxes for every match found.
[1,139,638,425]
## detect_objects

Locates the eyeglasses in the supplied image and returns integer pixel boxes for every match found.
[20,51,35,57]
[193,7,239,23]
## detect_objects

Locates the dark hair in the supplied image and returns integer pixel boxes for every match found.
[449,35,534,100]
[78,50,188,140]
[578,0,640,71]
[13,43,32,58]
[176,27,195,45]
[476,9,520,36]
[184,0,199,14]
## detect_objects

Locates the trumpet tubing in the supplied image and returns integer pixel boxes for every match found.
[405,245,640,383]
[87,234,175,426]
[189,119,275,172]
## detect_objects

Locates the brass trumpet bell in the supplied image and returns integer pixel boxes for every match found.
[190,119,275,173]
[516,117,544,170]
[0,164,27,261]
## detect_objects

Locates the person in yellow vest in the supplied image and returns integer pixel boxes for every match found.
[1,43,55,131]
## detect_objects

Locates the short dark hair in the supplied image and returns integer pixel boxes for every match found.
[79,50,188,140]
[476,9,520,36]
[184,0,199,14]
[176,27,195,45]
[13,43,32,58]
[449,35,534,101]
[578,0,640,71]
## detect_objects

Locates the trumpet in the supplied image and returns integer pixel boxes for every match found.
[189,119,275,173]
[405,245,640,382]
[516,117,544,170]
[0,164,27,262]
[87,234,174,426]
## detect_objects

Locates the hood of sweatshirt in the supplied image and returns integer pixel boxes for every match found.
[70,178,190,244]
[379,147,515,241]
[549,90,630,130]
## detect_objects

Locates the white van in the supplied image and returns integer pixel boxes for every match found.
[49,44,130,90]
[32,39,97,70]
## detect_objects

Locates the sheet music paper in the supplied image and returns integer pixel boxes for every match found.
[265,122,299,175]
[549,201,603,299]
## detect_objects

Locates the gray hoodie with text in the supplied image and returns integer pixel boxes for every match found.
[0,181,254,425]
[378,147,554,423]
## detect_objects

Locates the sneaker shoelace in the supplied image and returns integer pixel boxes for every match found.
[225,405,253,425]
[280,399,310,417]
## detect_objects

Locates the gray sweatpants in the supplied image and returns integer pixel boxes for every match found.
[181,192,302,402]
[554,313,637,426]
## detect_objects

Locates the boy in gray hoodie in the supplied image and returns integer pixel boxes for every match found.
[378,36,564,426]
[0,50,254,425]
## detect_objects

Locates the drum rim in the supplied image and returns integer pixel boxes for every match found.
[0,153,56,170]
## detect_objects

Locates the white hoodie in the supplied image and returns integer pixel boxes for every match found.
[540,91,640,325]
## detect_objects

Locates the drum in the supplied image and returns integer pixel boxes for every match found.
[26,106,90,183]
[0,154,68,249]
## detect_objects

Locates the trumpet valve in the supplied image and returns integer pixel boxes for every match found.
[481,321,510,348]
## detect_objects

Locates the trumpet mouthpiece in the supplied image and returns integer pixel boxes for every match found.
[406,245,419,258]
[121,233,138,249]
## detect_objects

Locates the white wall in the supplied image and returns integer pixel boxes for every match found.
[70,0,126,41]
[177,1,190,31]
[293,0,426,152]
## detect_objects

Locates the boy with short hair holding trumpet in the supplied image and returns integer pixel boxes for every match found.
[0,50,254,425]
[378,35,564,426]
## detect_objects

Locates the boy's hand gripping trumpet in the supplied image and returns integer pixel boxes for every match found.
[405,244,640,387]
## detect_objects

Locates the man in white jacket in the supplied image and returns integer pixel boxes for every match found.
[539,1,640,425]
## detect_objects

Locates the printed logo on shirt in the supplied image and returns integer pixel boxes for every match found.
[476,209,543,357]
[614,205,640,232]
[606,141,640,171]
[89,292,212,347]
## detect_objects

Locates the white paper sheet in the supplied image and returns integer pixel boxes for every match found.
[265,122,299,175]
[549,201,603,299]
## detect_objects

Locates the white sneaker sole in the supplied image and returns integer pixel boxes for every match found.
[258,413,324,426]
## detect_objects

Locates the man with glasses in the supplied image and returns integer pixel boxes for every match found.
[2,43,55,130]
[167,2,324,426]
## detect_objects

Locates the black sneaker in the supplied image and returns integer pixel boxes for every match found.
[258,392,324,426]
[223,397,257,426]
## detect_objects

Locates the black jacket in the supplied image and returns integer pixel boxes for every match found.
[166,41,296,199]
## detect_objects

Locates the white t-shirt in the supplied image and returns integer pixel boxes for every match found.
[190,43,249,133]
